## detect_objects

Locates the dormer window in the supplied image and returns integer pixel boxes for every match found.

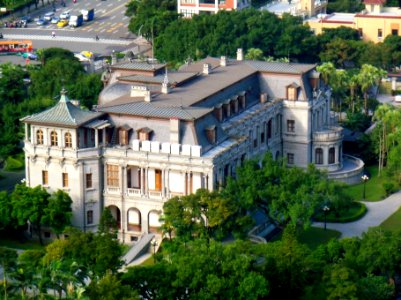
[287,83,299,101]
[119,126,131,146]
[50,131,58,146]
[205,125,217,144]
[239,92,246,110]
[36,129,43,145]
[65,132,72,148]
[137,127,153,141]
[223,100,231,119]
[214,104,223,122]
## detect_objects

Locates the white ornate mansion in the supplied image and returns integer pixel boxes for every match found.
[22,51,363,241]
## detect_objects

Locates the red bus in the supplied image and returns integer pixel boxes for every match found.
[0,40,33,53]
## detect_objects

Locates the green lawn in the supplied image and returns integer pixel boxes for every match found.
[314,202,367,223]
[343,166,388,202]
[271,227,341,250]
[380,206,401,233]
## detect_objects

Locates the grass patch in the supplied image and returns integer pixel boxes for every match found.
[271,227,340,250]
[140,255,155,266]
[4,153,25,171]
[0,238,44,250]
[314,202,367,223]
[297,227,341,250]
[380,206,401,233]
[343,166,388,202]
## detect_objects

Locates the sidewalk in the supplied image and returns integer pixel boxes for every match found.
[313,190,401,238]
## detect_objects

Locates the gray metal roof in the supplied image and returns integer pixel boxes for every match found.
[111,60,166,72]
[24,91,103,127]
[117,72,198,86]
[245,60,316,74]
[97,101,212,120]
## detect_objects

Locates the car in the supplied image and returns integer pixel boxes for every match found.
[44,12,55,21]
[36,18,48,26]
[21,15,32,23]
[59,11,70,19]
[80,51,94,59]
[22,52,38,60]
[57,19,69,28]
[51,16,60,24]
[395,95,401,102]
[74,53,91,62]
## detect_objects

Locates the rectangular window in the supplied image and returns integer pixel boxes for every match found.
[107,164,119,187]
[392,29,399,36]
[287,153,294,165]
[86,173,92,189]
[42,170,48,185]
[87,210,93,225]
[358,28,363,38]
[378,29,383,38]
[287,120,295,133]
[62,173,68,188]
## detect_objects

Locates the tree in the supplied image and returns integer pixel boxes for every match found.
[98,207,118,235]
[10,184,51,245]
[324,264,358,300]
[357,64,386,115]
[0,247,17,300]
[42,190,73,238]
[245,48,264,60]
[0,191,12,230]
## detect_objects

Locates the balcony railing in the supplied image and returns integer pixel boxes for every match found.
[106,187,120,195]
[149,191,162,199]
[313,127,343,142]
[127,188,141,196]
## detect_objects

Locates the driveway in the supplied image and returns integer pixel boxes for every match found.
[313,190,401,238]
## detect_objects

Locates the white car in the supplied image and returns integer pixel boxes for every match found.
[59,11,70,19]
[395,95,401,102]
[44,12,54,21]
[74,53,91,62]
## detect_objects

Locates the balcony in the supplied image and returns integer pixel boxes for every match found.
[127,188,141,197]
[313,126,343,143]
[105,187,120,195]
[149,191,162,199]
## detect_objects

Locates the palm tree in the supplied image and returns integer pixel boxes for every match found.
[357,64,387,116]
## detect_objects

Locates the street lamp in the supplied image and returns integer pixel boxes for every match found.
[323,206,330,230]
[151,239,157,263]
[361,174,369,200]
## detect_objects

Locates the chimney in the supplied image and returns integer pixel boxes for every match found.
[131,85,151,102]
[220,56,227,67]
[260,93,268,103]
[203,63,211,75]
[170,118,180,144]
[237,48,243,61]
[161,70,170,94]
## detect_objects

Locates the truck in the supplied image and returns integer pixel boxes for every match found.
[81,8,95,21]
[69,14,83,28]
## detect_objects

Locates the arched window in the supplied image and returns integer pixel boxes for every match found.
[315,148,323,165]
[50,131,58,146]
[329,147,335,164]
[65,132,72,148]
[36,129,43,145]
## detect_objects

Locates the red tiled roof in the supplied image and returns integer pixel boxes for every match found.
[364,0,386,5]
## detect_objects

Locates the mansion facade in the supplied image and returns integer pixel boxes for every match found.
[22,51,361,241]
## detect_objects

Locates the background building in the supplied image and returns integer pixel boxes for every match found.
[177,0,250,17]
[307,0,401,43]
[22,51,363,241]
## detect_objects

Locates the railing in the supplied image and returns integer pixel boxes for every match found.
[127,188,141,196]
[313,127,343,142]
[169,192,184,198]
[149,191,162,199]
[106,187,120,195]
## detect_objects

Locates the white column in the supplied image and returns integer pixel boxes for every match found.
[94,129,98,147]
[30,126,34,144]
[165,169,170,198]
[24,123,28,141]
[102,128,106,146]
[145,168,149,195]
[162,169,166,198]
[140,167,145,195]
[120,165,126,239]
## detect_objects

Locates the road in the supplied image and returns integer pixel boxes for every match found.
[0,0,146,62]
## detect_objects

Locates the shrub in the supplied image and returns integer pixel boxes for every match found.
[382,182,396,196]
[4,156,24,171]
